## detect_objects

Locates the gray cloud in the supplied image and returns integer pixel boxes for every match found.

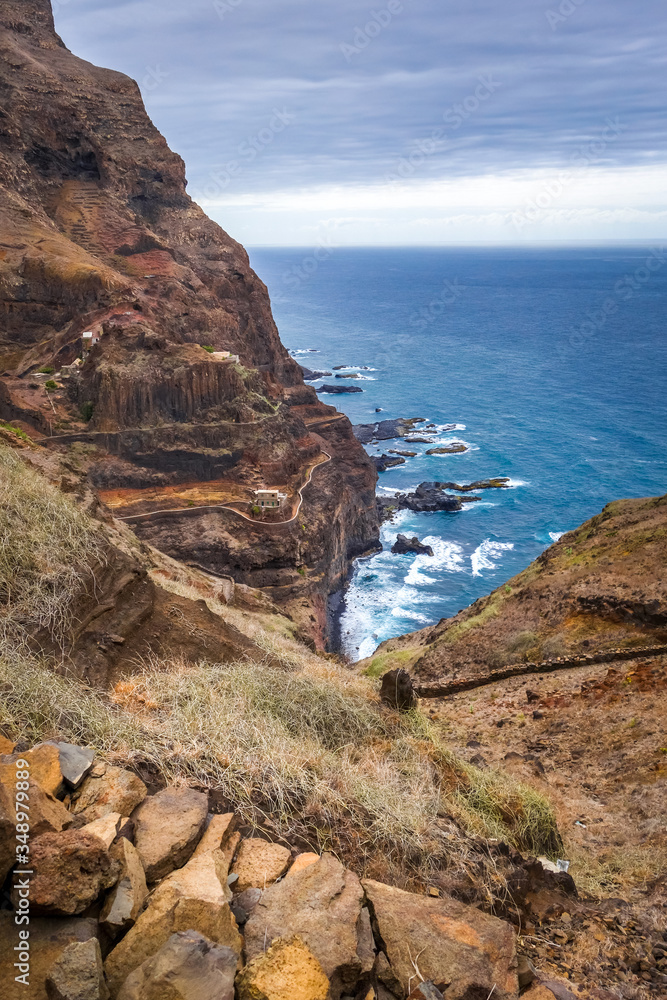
[53,0,667,196]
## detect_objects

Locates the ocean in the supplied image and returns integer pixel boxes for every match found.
[248,245,667,661]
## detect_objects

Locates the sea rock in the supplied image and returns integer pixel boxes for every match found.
[132,786,208,881]
[236,935,330,1000]
[362,879,518,1000]
[45,743,95,790]
[379,669,418,711]
[116,931,237,1000]
[16,830,120,917]
[45,939,109,1000]
[353,418,426,444]
[232,838,292,891]
[388,450,417,457]
[391,534,434,557]
[244,853,370,999]
[81,813,122,849]
[426,443,468,455]
[0,770,72,883]
[316,384,363,394]
[104,848,242,997]
[373,455,406,473]
[334,373,362,379]
[376,483,472,520]
[0,912,100,1000]
[100,839,149,939]
[299,366,332,380]
[71,763,147,822]
[285,852,320,878]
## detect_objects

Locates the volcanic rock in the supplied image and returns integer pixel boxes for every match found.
[373,455,406,473]
[362,879,518,1000]
[2,743,64,797]
[285,852,320,878]
[191,811,236,857]
[45,939,109,1000]
[45,743,95,790]
[244,853,370,999]
[0,912,101,1000]
[299,366,332,380]
[80,813,122,849]
[236,935,330,1000]
[232,838,292,892]
[0,770,72,883]
[16,830,120,917]
[379,669,418,711]
[116,931,237,1000]
[353,418,426,444]
[72,764,147,822]
[100,839,149,939]
[104,848,242,997]
[426,443,468,455]
[391,534,434,557]
[132,786,208,881]
[316,384,363,393]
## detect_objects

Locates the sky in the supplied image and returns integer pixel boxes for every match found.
[52,0,667,246]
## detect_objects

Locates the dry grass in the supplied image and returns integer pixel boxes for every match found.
[0,446,105,650]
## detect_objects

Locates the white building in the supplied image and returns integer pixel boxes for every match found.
[254,489,288,510]
[82,331,100,353]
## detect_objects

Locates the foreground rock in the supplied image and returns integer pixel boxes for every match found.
[0,913,100,1000]
[379,669,418,711]
[117,931,237,1000]
[132,786,208,881]
[17,831,119,917]
[237,935,329,1000]
[45,939,109,1000]
[0,770,72,883]
[244,854,372,999]
[233,838,291,891]
[100,839,148,939]
[104,848,242,997]
[353,418,427,444]
[391,534,434,557]
[363,879,518,1000]
[72,763,147,822]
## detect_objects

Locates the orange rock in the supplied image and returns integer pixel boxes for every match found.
[236,935,329,1000]
[233,838,291,892]
[192,812,236,857]
[285,853,319,878]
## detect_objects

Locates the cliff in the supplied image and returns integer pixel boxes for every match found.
[0,0,378,643]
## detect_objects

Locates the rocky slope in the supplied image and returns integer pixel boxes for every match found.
[361,493,667,689]
[0,0,378,645]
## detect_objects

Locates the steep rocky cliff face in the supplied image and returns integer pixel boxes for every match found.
[0,0,378,643]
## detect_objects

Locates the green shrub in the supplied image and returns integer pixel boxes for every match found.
[44,379,58,391]
[80,401,95,422]
[202,345,215,353]
[37,366,54,375]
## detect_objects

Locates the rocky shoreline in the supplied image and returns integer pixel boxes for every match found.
[376,479,511,520]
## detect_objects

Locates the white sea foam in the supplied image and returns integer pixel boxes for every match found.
[403,538,466,585]
[506,478,529,487]
[290,349,319,354]
[391,607,433,624]
[471,539,514,577]
[549,531,565,542]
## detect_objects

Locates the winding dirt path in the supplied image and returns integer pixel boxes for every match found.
[116,452,332,527]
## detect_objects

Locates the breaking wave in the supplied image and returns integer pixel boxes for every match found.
[471,538,514,577]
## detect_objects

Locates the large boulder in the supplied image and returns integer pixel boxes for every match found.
[104,848,242,998]
[13,831,119,917]
[362,879,518,1000]
[0,768,72,883]
[116,931,237,1000]
[45,939,109,1000]
[0,912,99,1000]
[191,812,236,857]
[244,853,371,999]
[71,763,147,822]
[236,935,330,1000]
[100,839,149,939]
[132,787,208,881]
[233,838,291,891]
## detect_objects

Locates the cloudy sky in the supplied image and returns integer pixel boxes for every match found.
[53,0,667,245]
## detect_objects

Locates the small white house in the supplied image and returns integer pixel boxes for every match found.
[82,331,100,353]
[254,489,287,510]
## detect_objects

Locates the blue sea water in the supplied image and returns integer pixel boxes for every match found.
[248,246,667,661]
